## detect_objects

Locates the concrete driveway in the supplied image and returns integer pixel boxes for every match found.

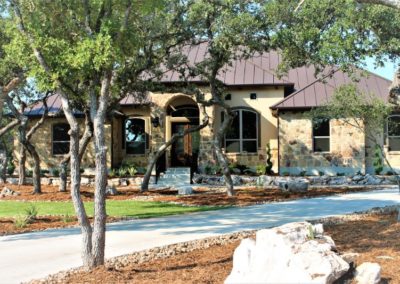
[1,188,399,284]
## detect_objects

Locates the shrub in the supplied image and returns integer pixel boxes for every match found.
[62,214,74,223]
[24,203,38,223]
[299,171,307,177]
[373,144,384,175]
[14,215,29,228]
[336,172,345,176]
[282,171,290,177]
[40,169,50,177]
[256,165,266,175]
[136,167,147,175]
[127,166,137,176]
[49,168,60,177]
[108,169,117,178]
[7,161,15,176]
[318,171,325,176]
[118,167,128,177]
[26,170,33,177]
[265,143,273,175]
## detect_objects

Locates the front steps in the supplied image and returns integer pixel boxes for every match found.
[155,167,191,187]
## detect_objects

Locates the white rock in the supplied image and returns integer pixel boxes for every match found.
[225,222,349,284]
[313,223,324,237]
[177,186,193,195]
[106,186,118,196]
[355,262,381,284]
[278,180,309,193]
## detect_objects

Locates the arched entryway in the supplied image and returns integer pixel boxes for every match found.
[165,96,200,172]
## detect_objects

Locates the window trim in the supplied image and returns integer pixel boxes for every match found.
[124,117,147,156]
[224,108,259,154]
[52,123,70,156]
[312,119,330,153]
[387,114,400,152]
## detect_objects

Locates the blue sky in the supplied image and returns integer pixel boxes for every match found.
[364,57,397,80]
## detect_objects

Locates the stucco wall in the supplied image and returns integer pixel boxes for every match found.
[13,117,112,170]
[278,111,366,175]
[212,87,283,171]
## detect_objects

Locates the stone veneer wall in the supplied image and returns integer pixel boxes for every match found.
[14,117,112,170]
[278,111,366,175]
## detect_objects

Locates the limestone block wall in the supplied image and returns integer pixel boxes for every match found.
[278,111,366,175]
[13,117,112,170]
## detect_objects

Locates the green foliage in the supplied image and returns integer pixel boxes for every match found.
[204,164,222,175]
[62,213,74,223]
[26,170,33,177]
[256,164,266,175]
[14,215,29,228]
[40,169,49,177]
[308,225,315,240]
[127,166,137,177]
[49,168,60,177]
[117,167,128,178]
[265,143,274,175]
[282,171,290,177]
[24,203,38,222]
[299,171,307,177]
[336,172,346,177]
[318,171,325,176]
[373,144,384,175]
[7,160,15,176]
[108,169,117,178]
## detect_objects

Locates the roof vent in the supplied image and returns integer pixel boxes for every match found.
[250,93,257,100]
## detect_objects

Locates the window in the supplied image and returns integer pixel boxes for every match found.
[313,119,330,152]
[388,115,400,151]
[52,123,70,155]
[125,118,146,155]
[224,109,259,153]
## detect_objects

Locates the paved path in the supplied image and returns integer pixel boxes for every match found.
[1,188,400,284]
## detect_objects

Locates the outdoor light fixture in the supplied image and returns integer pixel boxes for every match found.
[151,117,160,128]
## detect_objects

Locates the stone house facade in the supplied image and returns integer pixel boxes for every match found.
[19,49,399,176]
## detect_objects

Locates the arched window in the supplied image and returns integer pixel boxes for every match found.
[125,118,146,155]
[387,115,400,151]
[223,108,259,153]
[52,123,70,155]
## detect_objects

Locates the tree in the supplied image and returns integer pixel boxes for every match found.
[9,0,189,269]
[310,84,400,219]
[6,91,49,194]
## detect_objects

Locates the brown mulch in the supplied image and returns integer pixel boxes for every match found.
[0,216,122,236]
[59,212,400,284]
[0,184,383,206]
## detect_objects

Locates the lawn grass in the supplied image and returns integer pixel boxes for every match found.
[0,200,222,219]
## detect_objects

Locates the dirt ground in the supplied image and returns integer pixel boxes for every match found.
[1,183,384,205]
[59,213,400,284]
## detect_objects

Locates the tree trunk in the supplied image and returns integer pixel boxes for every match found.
[0,148,7,184]
[90,75,110,267]
[214,107,235,196]
[59,161,68,192]
[141,109,209,192]
[26,143,41,194]
[18,145,26,185]
[59,93,94,268]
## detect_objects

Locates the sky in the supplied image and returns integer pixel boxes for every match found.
[364,57,397,81]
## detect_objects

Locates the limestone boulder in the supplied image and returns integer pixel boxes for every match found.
[106,186,118,196]
[0,187,20,197]
[225,222,349,284]
[355,262,381,284]
[177,186,193,195]
[278,179,309,193]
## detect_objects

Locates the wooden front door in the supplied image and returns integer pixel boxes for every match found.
[171,123,200,171]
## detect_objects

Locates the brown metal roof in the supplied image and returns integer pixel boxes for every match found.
[25,43,391,116]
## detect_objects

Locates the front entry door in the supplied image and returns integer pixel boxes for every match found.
[171,123,200,172]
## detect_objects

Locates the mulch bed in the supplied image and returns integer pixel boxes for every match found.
[0,184,385,205]
[52,212,400,284]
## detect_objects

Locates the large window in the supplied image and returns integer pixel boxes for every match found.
[52,123,70,155]
[125,118,146,155]
[313,119,330,152]
[388,115,400,151]
[224,109,258,153]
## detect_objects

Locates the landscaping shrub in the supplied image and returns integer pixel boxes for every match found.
[14,215,29,228]
[265,142,273,175]
[256,164,266,175]
[49,168,60,177]
[118,167,128,177]
[40,169,50,177]
[62,213,74,223]
[373,144,384,175]
[127,166,137,177]
[24,203,38,223]
[26,170,33,177]
[108,169,117,178]
[7,160,15,176]
[299,171,307,177]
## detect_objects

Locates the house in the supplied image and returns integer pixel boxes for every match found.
[18,46,399,176]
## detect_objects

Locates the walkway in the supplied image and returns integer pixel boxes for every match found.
[1,188,400,284]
